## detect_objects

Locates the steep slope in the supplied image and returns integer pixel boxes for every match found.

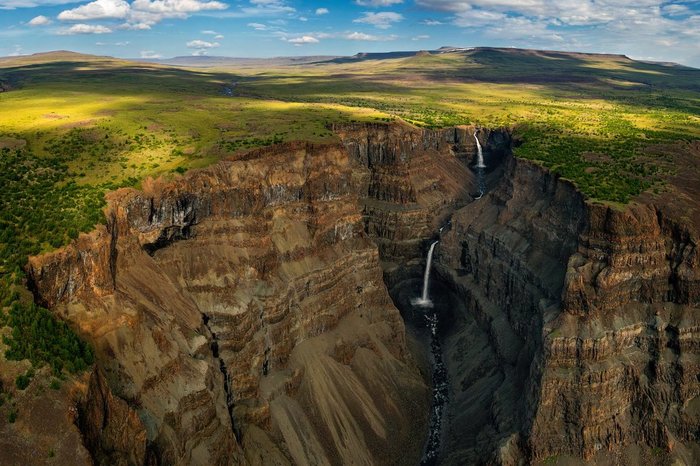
[334,123,700,464]
[22,122,700,466]
[435,151,700,464]
[27,141,430,465]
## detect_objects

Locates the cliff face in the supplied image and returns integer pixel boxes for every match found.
[25,123,700,465]
[434,151,700,463]
[333,122,511,263]
[27,141,429,465]
[532,201,700,461]
[434,155,587,464]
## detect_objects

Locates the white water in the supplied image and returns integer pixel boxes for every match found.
[474,131,485,168]
[412,241,439,308]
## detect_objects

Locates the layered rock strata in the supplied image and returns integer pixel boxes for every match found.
[25,122,700,466]
[27,141,431,465]
[435,152,700,464]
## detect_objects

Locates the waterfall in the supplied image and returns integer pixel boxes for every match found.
[474,129,486,199]
[412,241,439,308]
[474,131,485,168]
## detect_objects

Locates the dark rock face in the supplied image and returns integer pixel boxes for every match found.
[434,155,700,464]
[335,123,699,464]
[79,368,149,466]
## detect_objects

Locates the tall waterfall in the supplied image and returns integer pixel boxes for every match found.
[413,240,439,308]
[474,131,485,168]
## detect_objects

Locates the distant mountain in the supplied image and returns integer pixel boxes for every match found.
[136,55,342,67]
[1,47,694,71]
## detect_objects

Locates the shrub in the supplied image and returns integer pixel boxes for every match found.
[15,372,32,390]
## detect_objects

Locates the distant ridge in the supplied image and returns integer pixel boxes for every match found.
[137,55,342,68]
[1,47,695,70]
[0,50,115,65]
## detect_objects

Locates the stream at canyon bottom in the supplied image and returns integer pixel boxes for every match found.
[412,241,449,466]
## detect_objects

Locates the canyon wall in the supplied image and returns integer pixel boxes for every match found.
[25,123,700,465]
[27,140,436,465]
[335,123,700,464]
[434,151,700,464]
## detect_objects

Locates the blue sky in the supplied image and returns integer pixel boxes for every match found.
[1,1,699,67]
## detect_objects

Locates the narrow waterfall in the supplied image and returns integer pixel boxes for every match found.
[474,131,485,168]
[412,239,447,465]
[412,241,439,308]
[474,130,486,199]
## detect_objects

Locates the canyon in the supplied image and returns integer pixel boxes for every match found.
[22,122,700,465]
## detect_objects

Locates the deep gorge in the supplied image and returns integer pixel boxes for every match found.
[25,122,700,465]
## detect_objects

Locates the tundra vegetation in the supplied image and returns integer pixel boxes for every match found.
[0,48,699,384]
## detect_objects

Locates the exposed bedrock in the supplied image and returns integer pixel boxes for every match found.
[25,122,700,465]
[333,122,512,264]
[336,122,700,464]
[434,155,700,464]
[27,141,431,465]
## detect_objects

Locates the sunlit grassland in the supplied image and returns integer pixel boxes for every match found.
[0,56,393,377]
[229,50,699,203]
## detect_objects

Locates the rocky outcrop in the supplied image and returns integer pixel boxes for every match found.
[433,151,700,464]
[79,368,149,466]
[531,201,700,461]
[28,140,429,466]
[433,154,587,464]
[333,123,511,263]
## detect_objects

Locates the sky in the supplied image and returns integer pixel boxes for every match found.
[1,0,699,67]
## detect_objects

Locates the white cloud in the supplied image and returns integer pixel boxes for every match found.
[286,35,319,44]
[354,11,404,29]
[452,9,505,27]
[186,39,220,48]
[412,34,430,40]
[248,22,268,30]
[663,4,688,16]
[214,34,224,39]
[56,0,228,30]
[201,29,219,34]
[355,0,403,6]
[130,0,227,14]
[59,23,113,34]
[28,15,52,26]
[421,19,443,25]
[414,0,674,27]
[140,50,162,58]
[120,22,152,29]
[212,0,294,18]
[58,0,129,21]
[7,45,23,56]
[315,7,328,15]
[345,31,397,41]
[0,0,75,9]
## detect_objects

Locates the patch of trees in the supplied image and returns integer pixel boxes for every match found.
[219,134,283,152]
[3,302,94,375]
[0,145,104,375]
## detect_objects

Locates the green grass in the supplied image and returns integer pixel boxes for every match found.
[0,47,699,374]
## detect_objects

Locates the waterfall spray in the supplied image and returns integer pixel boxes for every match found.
[412,241,439,308]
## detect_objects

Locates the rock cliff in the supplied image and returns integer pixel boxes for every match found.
[27,141,430,465]
[24,123,700,465]
[433,148,700,464]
